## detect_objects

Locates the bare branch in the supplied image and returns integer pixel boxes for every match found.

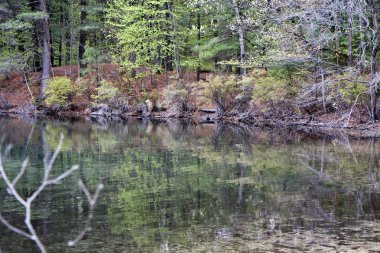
[12,158,29,187]
[46,165,80,185]
[68,181,104,247]
[0,134,85,253]
[0,213,32,239]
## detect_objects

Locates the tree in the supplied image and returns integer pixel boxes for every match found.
[231,0,245,76]
[79,0,87,70]
[38,0,52,99]
[106,0,189,85]
[0,0,51,99]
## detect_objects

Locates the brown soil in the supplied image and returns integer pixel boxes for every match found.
[1,65,380,138]
[0,64,208,109]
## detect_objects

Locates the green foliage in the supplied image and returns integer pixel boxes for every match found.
[252,67,302,105]
[193,75,252,114]
[45,77,73,106]
[91,80,121,103]
[0,20,32,31]
[0,0,377,123]
[160,81,192,109]
[0,53,30,75]
[16,11,49,21]
[106,0,190,75]
[74,78,91,97]
[199,37,238,61]
[335,74,367,103]
[253,76,290,104]
[83,43,108,65]
[106,0,171,70]
[45,125,73,152]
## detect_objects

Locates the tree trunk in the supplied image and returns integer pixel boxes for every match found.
[197,4,201,82]
[164,57,169,86]
[129,53,137,78]
[359,16,367,70]
[231,0,246,76]
[370,9,379,75]
[166,1,182,84]
[367,0,379,121]
[347,0,353,67]
[334,0,340,65]
[79,0,87,71]
[30,0,41,72]
[50,30,55,67]
[165,2,174,73]
[59,6,64,67]
[38,0,52,99]
[5,0,15,12]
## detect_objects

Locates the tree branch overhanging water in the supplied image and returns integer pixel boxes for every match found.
[0,134,103,253]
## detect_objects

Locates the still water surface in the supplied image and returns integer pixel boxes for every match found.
[0,118,379,252]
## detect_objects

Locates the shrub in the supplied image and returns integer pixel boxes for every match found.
[252,67,301,106]
[74,77,91,98]
[334,73,367,103]
[193,75,252,115]
[45,77,73,106]
[160,81,192,111]
[91,80,121,104]
[253,76,291,104]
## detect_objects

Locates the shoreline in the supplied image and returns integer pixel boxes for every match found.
[1,106,380,139]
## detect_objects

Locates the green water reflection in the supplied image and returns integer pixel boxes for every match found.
[0,118,379,252]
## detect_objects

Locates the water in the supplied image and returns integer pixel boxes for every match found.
[0,118,379,252]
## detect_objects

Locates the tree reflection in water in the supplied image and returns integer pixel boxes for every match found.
[0,118,379,252]
[0,121,103,253]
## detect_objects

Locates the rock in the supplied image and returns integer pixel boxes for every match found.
[137,102,151,117]
[145,99,153,113]
[10,103,36,115]
[90,103,108,112]
[166,104,181,118]
[155,100,168,112]
[138,100,153,117]
[320,243,337,249]
[89,104,112,117]
[119,104,128,113]
[89,104,124,117]
[199,116,216,123]
[137,103,146,111]
[199,108,217,114]
[111,109,121,116]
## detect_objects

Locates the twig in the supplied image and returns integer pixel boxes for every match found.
[22,71,34,101]
[68,181,104,247]
[0,213,32,239]
[342,92,365,128]
[11,158,28,186]
[23,122,36,158]
[0,134,80,253]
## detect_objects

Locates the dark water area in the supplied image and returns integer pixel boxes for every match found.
[0,118,379,252]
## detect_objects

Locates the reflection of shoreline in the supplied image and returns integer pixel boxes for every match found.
[0,118,379,252]
[4,117,380,148]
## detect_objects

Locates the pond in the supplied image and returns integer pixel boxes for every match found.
[0,118,379,252]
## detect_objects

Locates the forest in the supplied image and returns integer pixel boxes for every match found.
[1,1,380,252]
[0,0,380,128]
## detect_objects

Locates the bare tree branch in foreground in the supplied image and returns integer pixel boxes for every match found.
[67,180,104,247]
[0,134,103,253]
